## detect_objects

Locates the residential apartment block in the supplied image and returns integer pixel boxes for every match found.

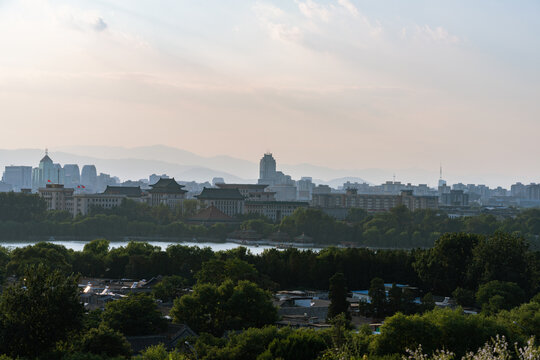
[311,189,438,213]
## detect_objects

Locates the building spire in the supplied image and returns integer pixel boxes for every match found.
[45,148,48,156]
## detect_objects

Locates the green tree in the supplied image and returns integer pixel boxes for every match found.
[452,287,476,307]
[369,277,386,318]
[83,238,110,257]
[413,233,480,295]
[6,242,73,275]
[152,275,186,302]
[0,192,46,222]
[101,294,167,336]
[497,300,540,339]
[259,329,329,360]
[0,265,83,358]
[387,283,403,315]
[328,272,350,320]
[468,232,536,292]
[170,280,277,336]
[195,258,259,285]
[476,280,526,314]
[78,324,132,358]
[139,343,185,360]
[370,312,441,356]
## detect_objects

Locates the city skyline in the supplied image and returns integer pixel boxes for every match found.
[1,0,539,182]
[0,145,538,188]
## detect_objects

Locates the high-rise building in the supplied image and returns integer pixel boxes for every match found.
[32,151,63,188]
[63,164,80,187]
[96,173,117,193]
[258,153,277,185]
[81,165,97,191]
[2,166,32,191]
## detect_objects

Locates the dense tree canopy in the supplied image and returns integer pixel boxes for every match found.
[101,294,167,336]
[0,265,83,358]
[170,280,277,336]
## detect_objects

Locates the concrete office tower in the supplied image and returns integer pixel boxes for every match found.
[96,173,117,193]
[81,165,97,191]
[2,166,32,191]
[258,153,277,185]
[63,164,80,187]
[32,151,62,188]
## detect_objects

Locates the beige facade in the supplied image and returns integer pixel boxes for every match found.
[38,184,74,213]
[72,194,126,216]
[245,201,309,222]
[311,189,438,213]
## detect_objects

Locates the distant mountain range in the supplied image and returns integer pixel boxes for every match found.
[0,145,449,187]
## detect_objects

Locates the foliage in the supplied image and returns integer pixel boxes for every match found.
[369,277,387,318]
[371,308,509,358]
[152,275,187,302]
[137,344,185,360]
[328,272,350,319]
[170,280,277,336]
[258,328,330,360]
[405,336,540,360]
[78,325,132,358]
[195,258,259,285]
[101,294,167,336]
[6,241,73,275]
[476,281,526,315]
[0,192,46,222]
[0,264,84,358]
[413,233,480,295]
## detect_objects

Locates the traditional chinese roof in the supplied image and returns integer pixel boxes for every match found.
[149,178,187,194]
[216,183,268,190]
[103,186,143,197]
[196,187,244,200]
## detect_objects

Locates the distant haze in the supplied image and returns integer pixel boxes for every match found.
[0,1,539,186]
[0,146,533,188]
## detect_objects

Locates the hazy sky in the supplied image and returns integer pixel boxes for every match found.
[1,0,539,182]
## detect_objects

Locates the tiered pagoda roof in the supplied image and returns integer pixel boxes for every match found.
[148,178,187,194]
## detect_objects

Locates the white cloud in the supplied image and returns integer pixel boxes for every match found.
[401,24,460,44]
[55,5,109,33]
[337,0,359,17]
[297,0,330,22]
[253,2,303,43]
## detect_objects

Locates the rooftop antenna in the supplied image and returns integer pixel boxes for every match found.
[440,163,442,180]
[393,173,396,182]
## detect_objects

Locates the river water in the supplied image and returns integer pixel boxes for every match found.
[0,240,323,255]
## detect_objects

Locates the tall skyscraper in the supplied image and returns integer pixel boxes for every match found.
[2,166,32,191]
[81,165,98,190]
[258,153,277,185]
[63,164,80,187]
[32,150,63,188]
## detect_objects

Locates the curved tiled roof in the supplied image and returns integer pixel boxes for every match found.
[149,178,187,194]
[196,187,244,200]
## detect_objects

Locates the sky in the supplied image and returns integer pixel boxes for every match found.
[0,0,539,185]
